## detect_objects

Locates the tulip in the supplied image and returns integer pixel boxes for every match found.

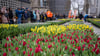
[30,48,32,52]
[65,46,67,50]
[82,48,84,51]
[15,47,19,51]
[4,43,7,48]
[3,52,7,56]
[28,54,30,56]
[86,39,90,43]
[11,43,13,46]
[6,37,9,41]
[78,46,81,51]
[58,36,60,40]
[35,47,42,53]
[69,48,72,52]
[97,37,100,40]
[8,48,11,51]
[48,45,52,48]
[32,53,34,56]
[49,38,52,41]
[23,51,26,55]
[34,33,36,36]
[96,48,100,55]
[82,44,85,48]
[72,52,75,56]
[23,41,27,46]
[61,39,64,42]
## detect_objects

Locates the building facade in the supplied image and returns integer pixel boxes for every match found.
[0,0,31,11]
[48,0,71,15]
[84,0,100,16]
[31,0,48,13]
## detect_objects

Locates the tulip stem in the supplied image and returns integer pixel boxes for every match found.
[88,51,90,56]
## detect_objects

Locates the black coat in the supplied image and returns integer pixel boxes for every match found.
[9,10,13,19]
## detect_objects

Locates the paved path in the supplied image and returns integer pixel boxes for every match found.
[84,22,100,35]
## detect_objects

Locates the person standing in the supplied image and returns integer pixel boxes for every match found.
[1,6,8,24]
[17,8,23,24]
[79,12,83,20]
[0,10,3,23]
[33,10,37,22]
[46,10,53,21]
[8,8,14,24]
[24,11,28,23]
[36,10,40,22]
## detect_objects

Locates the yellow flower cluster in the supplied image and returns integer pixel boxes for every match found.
[0,24,18,29]
[31,25,66,35]
[31,24,93,35]
[71,19,83,21]
[67,24,93,30]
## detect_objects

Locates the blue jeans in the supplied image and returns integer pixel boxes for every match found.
[18,17,21,24]
[84,18,86,22]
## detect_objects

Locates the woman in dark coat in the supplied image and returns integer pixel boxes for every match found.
[8,8,14,24]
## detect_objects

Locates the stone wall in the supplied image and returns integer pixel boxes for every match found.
[0,0,30,12]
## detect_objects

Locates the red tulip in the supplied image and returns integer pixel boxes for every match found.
[32,53,34,56]
[27,44,30,48]
[91,48,95,53]
[76,35,79,39]
[48,45,52,48]
[96,48,100,55]
[8,48,11,51]
[82,48,85,51]
[80,36,83,39]
[6,37,9,41]
[97,37,100,40]
[58,36,60,40]
[15,47,19,51]
[28,54,30,56]
[23,41,27,46]
[8,43,10,47]
[70,36,72,40]
[67,37,69,39]
[3,52,7,56]
[95,44,98,49]
[82,44,85,48]
[78,46,81,51]
[11,43,13,46]
[53,36,55,39]
[23,51,26,55]
[64,34,66,37]
[53,42,55,45]
[4,43,7,48]
[69,48,72,52]
[61,39,64,42]
[89,37,92,40]
[72,52,75,56]
[86,39,90,43]
[49,38,52,41]
[75,39,78,43]
[30,48,32,52]
[35,47,42,53]
[34,33,36,36]
[65,46,67,50]
[45,39,48,42]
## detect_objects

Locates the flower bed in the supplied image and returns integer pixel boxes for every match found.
[87,19,100,28]
[0,20,70,39]
[1,24,100,56]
